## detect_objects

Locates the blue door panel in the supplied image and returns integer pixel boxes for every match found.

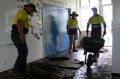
[43,4,69,57]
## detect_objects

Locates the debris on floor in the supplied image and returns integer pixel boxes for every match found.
[29,62,75,79]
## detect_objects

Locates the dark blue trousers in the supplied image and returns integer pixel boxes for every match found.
[11,25,28,74]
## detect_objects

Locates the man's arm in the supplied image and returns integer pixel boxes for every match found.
[66,18,71,34]
[103,22,106,30]
[17,19,25,43]
[66,25,70,34]
[86,23,90,36]
[77,26,81,34]
[103,22,106,35]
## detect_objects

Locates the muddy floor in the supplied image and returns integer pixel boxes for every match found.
[0,47,112,79]
[73,47,112,79]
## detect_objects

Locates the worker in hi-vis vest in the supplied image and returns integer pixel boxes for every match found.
[86,7,106,62]
[67,11,81,53]
[11,3,37,79]
[86,7,106,39]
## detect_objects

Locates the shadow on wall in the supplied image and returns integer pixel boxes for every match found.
[44,15,59,54]
[49,15,59,48]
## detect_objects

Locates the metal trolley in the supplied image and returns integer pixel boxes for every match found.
[81,37,105,68]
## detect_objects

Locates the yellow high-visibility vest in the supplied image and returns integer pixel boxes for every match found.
[12,8,29,29]
[88,15,104,24]
[67,18,78,28]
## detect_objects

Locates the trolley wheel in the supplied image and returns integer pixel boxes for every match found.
[93,52,99,62]
[84,51,87,63]
[96,53,99,58]
[84,51,87,55]
[87,54,93,68]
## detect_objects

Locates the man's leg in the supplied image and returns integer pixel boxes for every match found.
[73,40,78,52]
[73,34,78,52]
[69,34,73,53]
[12,42,28,79]
[11,32,28,79]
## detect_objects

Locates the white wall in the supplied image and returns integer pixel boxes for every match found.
[112,0,120,73]
[42,0,77,11]
[0,0,44,72]
[0,0,77,72]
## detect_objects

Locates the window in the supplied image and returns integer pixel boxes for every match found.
[81,0,89,7]
[79,0,113,46]
[103,5,113,21]
[80,0,112,31]
[102,0,112,5]
[90,0,99,6]
[81,8,92,20]
[103,5,113,32]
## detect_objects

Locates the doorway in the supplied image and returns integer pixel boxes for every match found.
[79,0,113,47]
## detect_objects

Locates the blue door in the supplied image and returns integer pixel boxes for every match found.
[43,4,69,57]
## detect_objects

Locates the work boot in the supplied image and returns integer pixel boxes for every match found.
[68,47,72,53]
[69,50,72,53]
[73,49,78,52]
